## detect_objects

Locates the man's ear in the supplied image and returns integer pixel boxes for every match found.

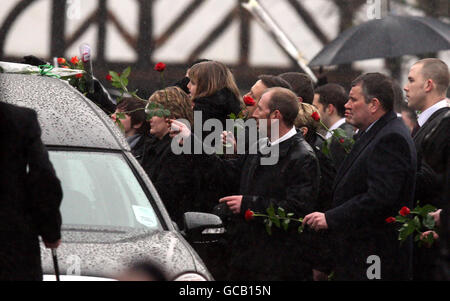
[300,126,308,137]
[370,98,382,113]
[271,110,282,120]
[326,104,335,115]
[133,122,143,129]
[298,97,303,103]
[424,79,434,93]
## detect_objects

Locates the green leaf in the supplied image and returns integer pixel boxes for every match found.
[298,225,304,234]
[282,219,290,231]
[270,216,281,228]
[287,213,294,217]
[423,214,435,230]
[116,112,126,120]
[321,140,330,157]
[423,232,435,247]
[229,113,237,120]
[420,205,438,216]
[120,77,129,88]
[112,82,123,89]
[265,219,273,236]
[398,223,415,241]
[333,128,347,138]
[121,66,131,79]
[395,215,408,223]
[109,71,120,82]
[412,216,421,229]
[278,207,286,219]
[266,204,275,218]
[115,119,124,132]
[414,233,421,242]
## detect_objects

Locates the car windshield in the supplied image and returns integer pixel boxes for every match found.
[49,150,162,231]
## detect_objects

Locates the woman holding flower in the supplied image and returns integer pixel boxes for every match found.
[187,61,242,136]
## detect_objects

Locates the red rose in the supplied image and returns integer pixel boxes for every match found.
[71,56,79,64]
[311,112,320,121]
[154,62,166,72]
[399,206,410,217]
[243,95,256,106]
[385,217,396,223]
[339,138,345,144]
[57,57,66,65]
[106,74,113,81]
[244,209,254,221]
[75,73,83,79]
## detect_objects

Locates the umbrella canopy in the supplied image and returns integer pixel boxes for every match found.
[309,15,450,67]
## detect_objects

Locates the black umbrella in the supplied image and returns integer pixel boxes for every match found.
[309,15,450,67]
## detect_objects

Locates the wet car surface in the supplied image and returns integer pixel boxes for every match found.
[0,72,215,281]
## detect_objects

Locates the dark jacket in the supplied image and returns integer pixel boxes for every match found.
[413,107,449,209]
[307,132,337,272]
[0,102,62,280]
[413,106,450,281]
[325,111,417,281]
[193,87,241,138]
[191,88,242,213]
[197,132,320,280]
[422,110,450,281]
[328,122,355,170]
[130,134,152,166]
[142,134,194,227]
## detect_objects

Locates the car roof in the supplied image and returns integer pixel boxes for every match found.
[0,73,129,150]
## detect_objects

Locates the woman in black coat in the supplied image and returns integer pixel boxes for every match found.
[142,87,194,227]
[187,60,242,139]
[185,61,244,214]
[295,102,337,279]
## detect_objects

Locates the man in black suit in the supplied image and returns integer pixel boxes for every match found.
[313,83,355,169]
[303,73,417,280]
[404,58,449,280]
[0,102,63,280]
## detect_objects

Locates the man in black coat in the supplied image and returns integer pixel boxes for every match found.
[0,102,63,280]
[404,58,449,280]
[313,83,355,170]
[171,87,320,280]
[304,73,417,281]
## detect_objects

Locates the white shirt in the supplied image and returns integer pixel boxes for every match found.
[263,126,297,148]
[325,118,346,139]
[417,99,449,127]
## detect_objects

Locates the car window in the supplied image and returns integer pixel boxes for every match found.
[49,151,162,231]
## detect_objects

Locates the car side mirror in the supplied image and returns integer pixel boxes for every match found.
[182,212,225,244]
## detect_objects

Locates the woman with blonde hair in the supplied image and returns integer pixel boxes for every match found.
[187,61,242,133]
[142,86,194,226]
[295,102,322,145]
[296,102,336,279]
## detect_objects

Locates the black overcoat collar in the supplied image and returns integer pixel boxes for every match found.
[332,111,397,193]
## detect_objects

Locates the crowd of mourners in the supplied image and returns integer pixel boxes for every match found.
[2,55,447,281]
[106,58,449,281]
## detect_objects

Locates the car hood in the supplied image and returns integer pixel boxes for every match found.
[40,225,211,280]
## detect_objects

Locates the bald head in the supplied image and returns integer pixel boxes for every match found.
[414,58,449,95]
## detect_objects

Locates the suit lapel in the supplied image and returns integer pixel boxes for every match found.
[414,107,450,144]
[332,111,397,193]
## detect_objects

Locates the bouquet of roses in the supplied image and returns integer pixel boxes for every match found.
[386,203,438,247]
